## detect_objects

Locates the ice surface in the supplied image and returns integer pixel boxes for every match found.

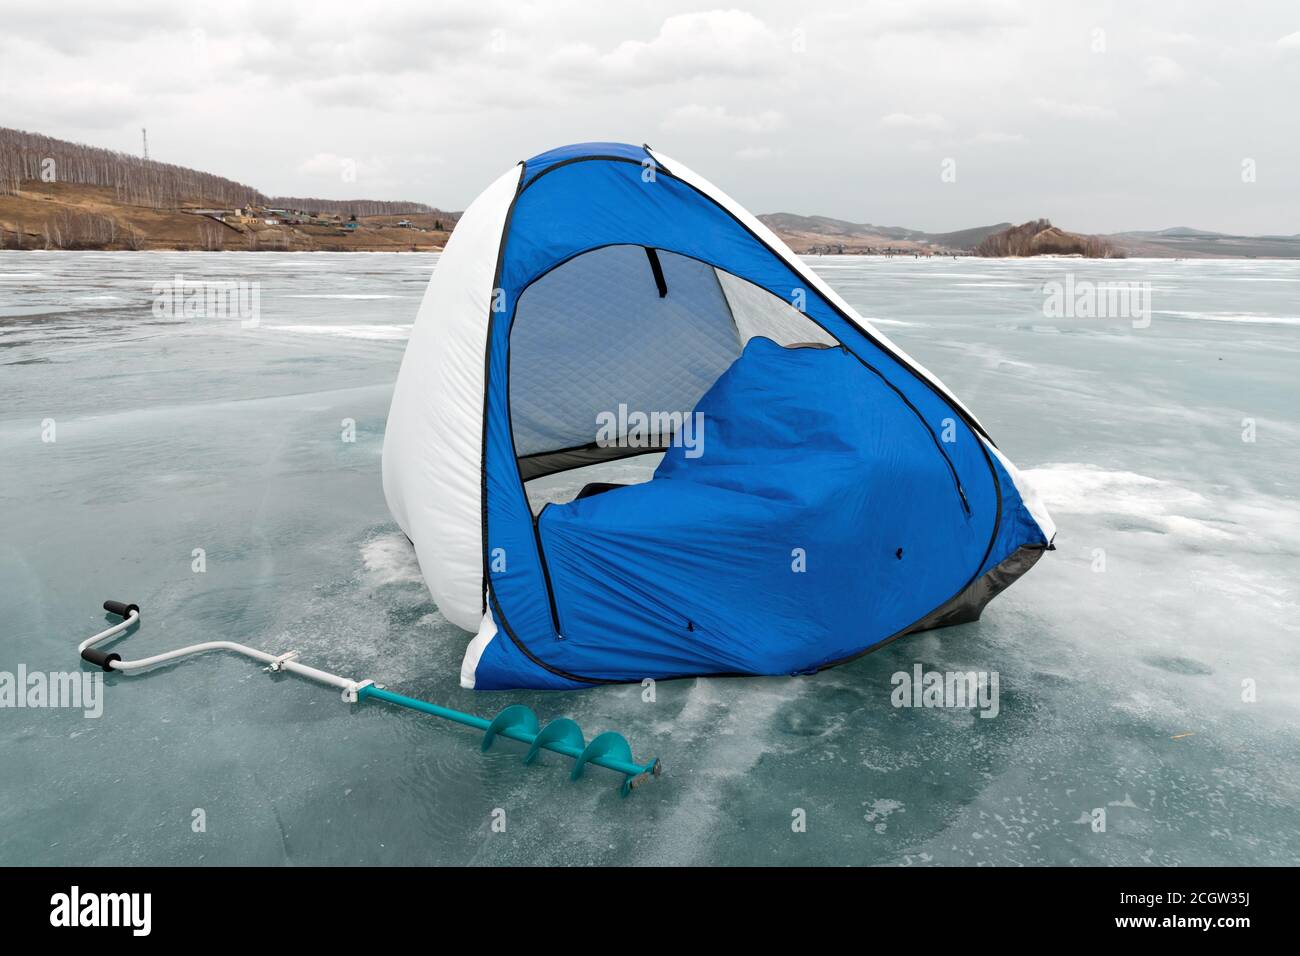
[1,251,1297,866]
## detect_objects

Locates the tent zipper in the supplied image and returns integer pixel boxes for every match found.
[940,456,971,516]
[532,505,565,638]
[835,347,970,516]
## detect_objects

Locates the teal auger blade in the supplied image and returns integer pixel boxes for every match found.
[524,717,586,765]
[571,731,633,781]
[573,731,659,798]
[357,685,660,796]
[481,704,540,752]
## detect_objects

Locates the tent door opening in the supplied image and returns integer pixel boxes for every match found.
[508,243,839,494]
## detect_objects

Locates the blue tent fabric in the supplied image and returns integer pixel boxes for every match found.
[468,143,1050,691]
[481,337,1044,684]
[520,142,653,187]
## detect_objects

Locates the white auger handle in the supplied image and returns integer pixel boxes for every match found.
[78,599,364,693]
[79,600,141,670]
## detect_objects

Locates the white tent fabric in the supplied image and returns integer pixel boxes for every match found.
[716,270,838,347]
[381,162,522,632]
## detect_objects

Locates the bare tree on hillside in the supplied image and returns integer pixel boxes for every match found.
[267,196,440,217]
[0,126,264,209]
[198,222,225,251]
[975,219,1124,258]
[1,126,446,227]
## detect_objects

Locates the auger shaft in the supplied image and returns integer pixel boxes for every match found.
[357,685,493,732]
[78,600,660,796]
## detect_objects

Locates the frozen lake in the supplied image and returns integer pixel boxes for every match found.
[2,251,1297,866]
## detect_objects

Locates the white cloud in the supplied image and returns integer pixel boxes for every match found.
[0,1,190,54]
[879,111,947,130]
[843,0,1021,37]
[1,76,141,129]
[226,4,502,80]
[1279,31,1300,50]
[295,75,399,111]
[973,130,1025,144]
[296,153,384,181]
[1145,55,1185,85]
[594,10,786,83]
[1032,97,1115,119]
[662,104,785,133]
[735,146,773,161]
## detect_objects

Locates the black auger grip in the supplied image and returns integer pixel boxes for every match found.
[103,600,139,619]
[81,647,121,671]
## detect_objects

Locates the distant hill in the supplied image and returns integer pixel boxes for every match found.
[763,212,1300,259]
[1104,228,1300,259]
[929,222,1017,250]
[0,126,456,251]
[975,219,1122,258]
[760,212,1010,255]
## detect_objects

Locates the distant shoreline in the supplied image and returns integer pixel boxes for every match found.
[7,249,1300,262]
[5,126,1298,259]
[4,184,1298,259]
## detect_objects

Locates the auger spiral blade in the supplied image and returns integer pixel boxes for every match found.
[524,717,585,765]
[475,705,660,796]
[481,704,540,752]
[573,730,662,797]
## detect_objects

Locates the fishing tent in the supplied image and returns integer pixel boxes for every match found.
[383,142,1055,691]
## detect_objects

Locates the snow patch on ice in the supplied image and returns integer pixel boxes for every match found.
[1020,463,1233,540]
[642,678,804,864]
[359,533,423,587]
[273,324,411,340]
[863,798,905,833]
[1155,310,1300,326]
[283,293,405,300]
[945,342,1035,370]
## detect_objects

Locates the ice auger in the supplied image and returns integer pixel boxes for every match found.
[78,600,662,796]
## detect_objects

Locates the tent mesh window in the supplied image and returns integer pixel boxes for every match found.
[510,244,836,481]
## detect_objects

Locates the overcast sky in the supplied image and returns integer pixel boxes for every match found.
[3,0,1298,234]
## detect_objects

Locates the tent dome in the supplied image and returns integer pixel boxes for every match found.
[382,143,1055,690]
